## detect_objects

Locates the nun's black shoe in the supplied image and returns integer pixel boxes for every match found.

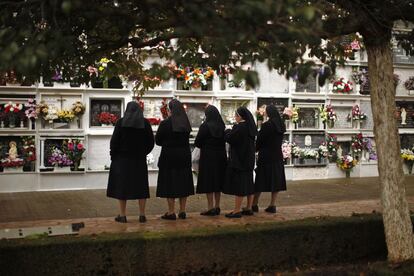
[265,206,277,213]
[161,213,176,220]
[241,209,254,216]
[252,205,259,213]
[215,207,221,215]
[178,212,187,219]
[115,215,127,223]
[200,208,217,216]
[225,212,242,218]
[139,215,146,223]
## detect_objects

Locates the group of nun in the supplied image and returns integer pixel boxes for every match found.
[107,99,286,223]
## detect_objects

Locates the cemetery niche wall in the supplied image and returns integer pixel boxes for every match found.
[0,49,414,191]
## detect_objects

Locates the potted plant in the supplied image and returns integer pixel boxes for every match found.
[88,58,122,88]
[97,112,118,126]
[403,76,414,95]
[351,133,366,161]
[347,104,367,128]
[320,104,337,128]
[337,155,358,178]
[326,134,339,162]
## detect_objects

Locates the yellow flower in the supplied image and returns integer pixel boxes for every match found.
[99,66,104,71]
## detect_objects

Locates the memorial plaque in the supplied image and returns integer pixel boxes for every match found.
[142,99,164,120]
[295,75,317,93]
[400,134,414,149]
[221,100,250,125]
[396,101,414,128]
[298,107,319,129]
[393,45,414,65]
[182,102,208,128]
[292,132,325,148]
[90,99,123,127]
[360,102,374,130]
[87,136,110,170]
[257,98,289,116]
[333,106,352,129]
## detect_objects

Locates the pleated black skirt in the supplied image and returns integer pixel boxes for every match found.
[156,167,195,198]
[254,162,287,192]
[107,156,150,200]
[222,167,254,196]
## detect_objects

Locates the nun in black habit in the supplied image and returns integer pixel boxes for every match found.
[252,105,287,213]
[194,105,227,216]
[156,99,194,220]
[222,106,257,218]
[107,100,155,223]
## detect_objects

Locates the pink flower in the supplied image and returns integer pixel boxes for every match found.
[87,66,98,77]
[77,143,84,150]
[68,143,74,150]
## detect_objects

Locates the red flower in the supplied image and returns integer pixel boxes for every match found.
[68,143,74,151]
[77,143,84,150]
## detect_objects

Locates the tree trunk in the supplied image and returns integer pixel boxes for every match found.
[365,37,414,262]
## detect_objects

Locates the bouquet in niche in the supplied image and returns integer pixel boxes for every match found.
[97,112,118,125]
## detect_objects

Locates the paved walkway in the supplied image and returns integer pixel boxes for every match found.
[0,176,413,236]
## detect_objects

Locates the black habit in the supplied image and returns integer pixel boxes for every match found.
[107,102,155,200]
[254,105,287,192]
[222,107,256,196]
[156,100,194,198]
[194,105,227,194]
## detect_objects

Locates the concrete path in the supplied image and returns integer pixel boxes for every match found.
[0,176,413,236]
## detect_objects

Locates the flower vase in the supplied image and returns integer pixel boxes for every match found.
[8,116,16,128]
[220,78,226,90]
[327,120,335,129]
[30,118,36,130]
[345,170,351,178]
[77,118,81,129]
[352,120,358,129]
[285,120,290,130]
[299,158,304,164]
[30,162,36,172]
[408,90,414,95]
[20,119,25,128]
[191,85,202,91]
[177,79,185,90]
[0,120,4,128]
[48,120,54,129]
[103,78,109,89]
[356,84,361,94]
[54,166,71,172]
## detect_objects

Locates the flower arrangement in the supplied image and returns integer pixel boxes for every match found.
[336,155,358,176]
[71,101,85,116]
[401,148,414,174]
[291,106,299,123]
[332,78,353,93]
[318,143,329,159]
[256,105,266,121]
[404,77,414,90]
[281,141,292,160]
[160,98,169,119]
[363,138,377,161]
[57,109,75,122]
[283,107,294,120]
[51,70,63,82]
[184,67,214,89]
[87,58,115,88]
[44,106,58,122]
[22,136,36,163]
[302,148,319,159]
[24,99,37,119]
[36,101,49,119]
[97,112,118,125]
[351,133,367,155]
[218,65,230,79]
[4,102,23,114]
[320,104,337,126]
[63,139,85,169]
[326,134,339,160]
[147,118,161,125]
[348,105,367,121]
[48,147,73,167]
[1,159,24,168]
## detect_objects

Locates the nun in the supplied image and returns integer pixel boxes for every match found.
[107,100,155,223]
[194,105,227,216]
[156,99,194,220]
[222,106,257,218]
[252,105,287,213]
